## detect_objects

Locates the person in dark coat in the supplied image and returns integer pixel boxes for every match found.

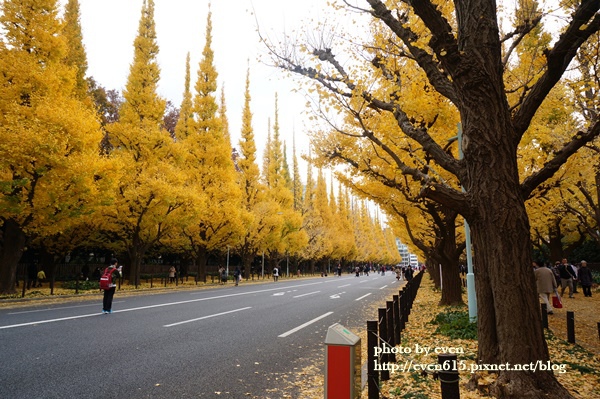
[558,259,576,298]
[577,261,594,297]
[27,263,37,290]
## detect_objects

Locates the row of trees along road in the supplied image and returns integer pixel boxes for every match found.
[2,0,600,397]
[263,1,599,398]
[0,0,401,293]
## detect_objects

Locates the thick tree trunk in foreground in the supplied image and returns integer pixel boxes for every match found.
[0,219,27,295]
[463,117,572,398]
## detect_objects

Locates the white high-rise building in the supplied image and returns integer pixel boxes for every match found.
[395,238,410,267]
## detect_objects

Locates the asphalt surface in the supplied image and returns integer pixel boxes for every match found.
[0,272,405,398]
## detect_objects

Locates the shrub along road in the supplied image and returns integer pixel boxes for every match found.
[0,272,403,398]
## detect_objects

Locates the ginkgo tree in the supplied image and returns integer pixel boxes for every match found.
[102,0,187,287]
[266,0,600,397]
[0,0,104,294]
[172,10,242,282]
[261,96,307,272]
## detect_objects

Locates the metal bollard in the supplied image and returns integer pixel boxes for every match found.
[367,320,379,399]
[567,311,575,343]
[541,303,548,329]
[378,308,390,381]
[386,301,396,363]
[438,353,460,399]
[393,295,400,344]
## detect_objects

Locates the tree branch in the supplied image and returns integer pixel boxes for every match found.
[501,15,543,67]
[366,0,458,103]
[513,1,600,139]
[521,118,600,198]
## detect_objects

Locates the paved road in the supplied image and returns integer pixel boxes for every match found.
[0,272,405,398]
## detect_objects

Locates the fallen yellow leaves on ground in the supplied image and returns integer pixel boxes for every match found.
[374,276,600,399]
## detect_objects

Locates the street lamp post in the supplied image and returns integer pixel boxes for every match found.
[226,246,230,276]
[457,123,477,323]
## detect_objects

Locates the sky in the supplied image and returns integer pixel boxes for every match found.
[71,0,333,170]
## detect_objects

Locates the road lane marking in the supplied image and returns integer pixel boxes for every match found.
[163,307,251,328]
[355,293,372,301]
[329,292,345,299]
[379,285,388,289]
[0,280,343,330]
[358,280,368,283]
[0,313,101,330]
[293,291,320,298]
[7,301,126,315]
[278,312,334,338]
[337,284,351,288]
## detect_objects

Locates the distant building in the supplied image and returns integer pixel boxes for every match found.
[409,254,418,267]
[396,239,410,267]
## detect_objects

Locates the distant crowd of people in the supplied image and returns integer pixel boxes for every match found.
[533,258,594,315]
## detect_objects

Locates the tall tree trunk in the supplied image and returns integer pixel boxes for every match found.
[127,240,144,287]
[466,127,571,398]
[432,232,464,306]
[0,219,27,295]
[196,247,208,283]
[241,254,252,280]
[427,259,441,289]
[39,245,58,295]
[548,221,564,263]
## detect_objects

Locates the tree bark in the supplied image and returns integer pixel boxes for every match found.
[427,260,441,289]
[195,247,208,283]
[127,237,144,287]
[0,219,27,295]
[464,117,572,398]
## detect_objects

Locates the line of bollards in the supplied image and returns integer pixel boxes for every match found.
[367,271,424,399]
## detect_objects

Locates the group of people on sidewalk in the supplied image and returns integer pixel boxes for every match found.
[533,258,594,315]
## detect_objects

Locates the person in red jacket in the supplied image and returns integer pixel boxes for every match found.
[101,258,122,314]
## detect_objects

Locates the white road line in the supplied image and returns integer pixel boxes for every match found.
[0,313,101,330]
[163,307,251,328]
[278,311,334,338]
[358,280,368,284]
[293,291,320,298]
[337,284,351,288]
[0,281,336,330]
[379,285,388,290]
[189,281,324,297]
[7,301,125,315]
[355,293,372,301]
